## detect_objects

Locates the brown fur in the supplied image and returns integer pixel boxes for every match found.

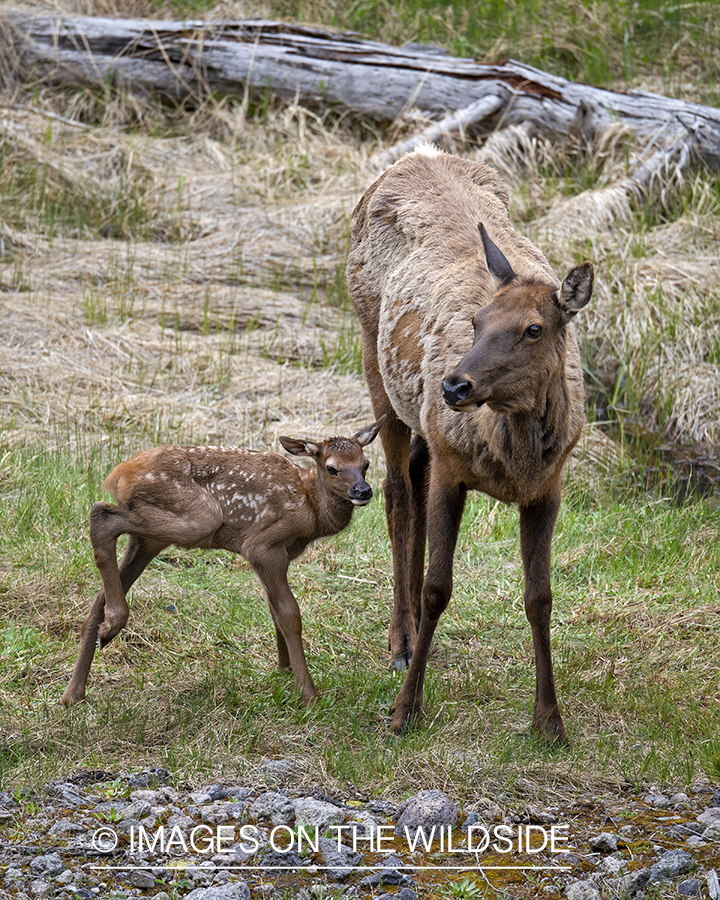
[347,146,594,742]
[62,422,382,709]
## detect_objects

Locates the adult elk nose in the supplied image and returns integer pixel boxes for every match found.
[442,374,471,408]
[350,482,373,505]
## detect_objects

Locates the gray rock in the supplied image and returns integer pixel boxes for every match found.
[589,832,619,852]
[711,789,720,807]
[200,801,248,825]
[565,880,601,900]
[184,884,251,900]
[346,810,379,839]
[617,869,651,896]
[29,879,51,898]
[29,854,65,877]
[671,792,690,807]
[318,837,361,881]
[394,790,457,838]
[686,836,706,847]
[55,871,75,885]
[250,792,296,826]
[48,818,85,836]
[597,856,626,876]
[293,797,345,831]
[378,892,417,900]
[702,821,720,841]
[261,758,300,784]
[644,792,671,808]
[260,849,307,871]
[128,870,156,889]
[368,800,399,818]
[649,849,694,883]
[678,879,701,895]
[46,782,87,809]
[126,768,171,788]
[120,800,152,820]
[360,868,414,888]
[698,808,720,826]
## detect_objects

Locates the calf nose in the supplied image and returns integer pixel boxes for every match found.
[351,482,373,504]
[442,374,471,407]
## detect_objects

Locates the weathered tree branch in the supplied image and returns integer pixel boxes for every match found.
[5,12,720,167]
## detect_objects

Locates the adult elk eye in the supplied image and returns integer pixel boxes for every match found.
[526,324,542,338]
[327,465,338,475]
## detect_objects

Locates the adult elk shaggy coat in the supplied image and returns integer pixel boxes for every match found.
[347,146,593,742]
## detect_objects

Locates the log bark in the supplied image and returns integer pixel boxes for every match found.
[5,12,720,164]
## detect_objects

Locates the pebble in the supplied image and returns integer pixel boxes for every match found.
[678,878,701,895]
[649,849,695,883]
[565,880,601,900]
[589,831,620,852]
[393,789,457,838]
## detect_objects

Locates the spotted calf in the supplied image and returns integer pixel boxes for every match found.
[62,421,382,709]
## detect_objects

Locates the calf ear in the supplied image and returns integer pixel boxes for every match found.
[353,415,385,447]
[279,436,321,458]
[479,223,515,285]
[558,261,594,321]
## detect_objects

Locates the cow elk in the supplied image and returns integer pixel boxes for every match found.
[347,146,594,743]
[62,421,382,709]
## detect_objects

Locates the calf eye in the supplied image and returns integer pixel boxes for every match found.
[327,465,338,475]
[525,324,542,338]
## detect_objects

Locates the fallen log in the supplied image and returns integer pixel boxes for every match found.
[5,12,720,165]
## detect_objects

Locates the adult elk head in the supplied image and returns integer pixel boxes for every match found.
[442,224,594,415]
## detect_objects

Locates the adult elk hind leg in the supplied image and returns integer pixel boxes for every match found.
[519,481,568,745]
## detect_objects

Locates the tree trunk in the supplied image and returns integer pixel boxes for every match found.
[6,12,720,163]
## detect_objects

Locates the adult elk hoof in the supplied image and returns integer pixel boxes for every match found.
[61,687,85,708]
[389,655,411,673]
[388,699,421,735]
[532,712,569,747]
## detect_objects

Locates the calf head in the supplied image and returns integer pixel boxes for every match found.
[442,224,593,414]
[280,420,382,505]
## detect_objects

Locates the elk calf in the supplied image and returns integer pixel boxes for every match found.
[347,146,594,742]
[62,421,381,708]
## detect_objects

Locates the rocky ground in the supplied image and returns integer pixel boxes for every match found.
[1,762,719,899]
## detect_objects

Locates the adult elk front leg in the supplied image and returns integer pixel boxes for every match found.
[519,480,568,745]
[381,415,416,671]
[389,469,466,733]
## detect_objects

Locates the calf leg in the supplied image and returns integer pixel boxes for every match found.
[254,560,319,705]
[519,481,568,745]
[62,526,163,707]
[389,470,466,733]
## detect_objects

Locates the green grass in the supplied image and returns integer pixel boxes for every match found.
[1,441,718,798]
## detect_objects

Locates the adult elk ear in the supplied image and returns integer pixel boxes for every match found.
[479,222,515,286]
[558,261,594,322]
[279,436,322,458]
[353,415,385,447]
